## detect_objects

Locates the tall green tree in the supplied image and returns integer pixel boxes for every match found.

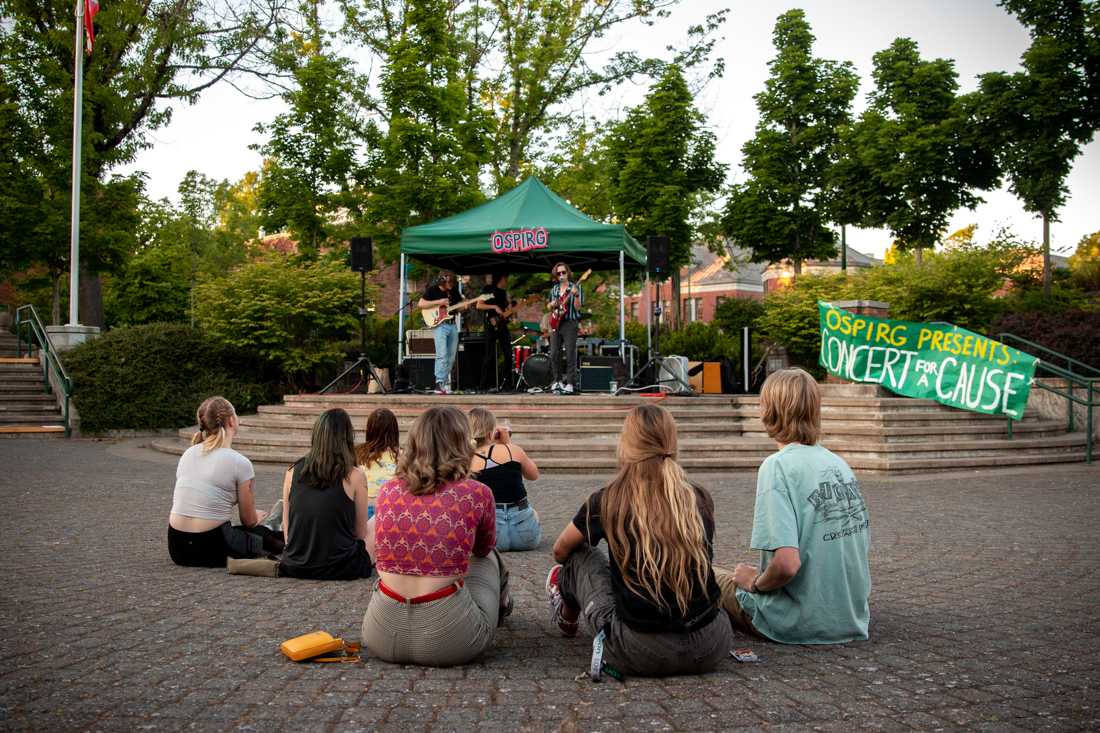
[722,9,858,275]
[978,0,1100,297]
[0,0,291,322]
[254,4,364,255]
[359,0,488,260]
[834,38,1000,264]
[606,64,726,326]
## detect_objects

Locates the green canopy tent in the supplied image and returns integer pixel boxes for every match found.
[397,177,647,363]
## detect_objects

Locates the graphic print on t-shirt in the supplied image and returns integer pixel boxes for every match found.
[806,466,869,542]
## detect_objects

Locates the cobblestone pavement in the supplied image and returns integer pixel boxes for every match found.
[0,437,1098,732]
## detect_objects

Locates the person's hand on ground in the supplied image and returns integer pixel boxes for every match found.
[733,563,760,591]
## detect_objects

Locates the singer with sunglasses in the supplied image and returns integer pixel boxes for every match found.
[547,262,584,394]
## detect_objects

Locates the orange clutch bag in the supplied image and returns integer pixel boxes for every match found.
[280,631,344,662]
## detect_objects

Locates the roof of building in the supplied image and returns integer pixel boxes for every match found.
[686,244,767,287]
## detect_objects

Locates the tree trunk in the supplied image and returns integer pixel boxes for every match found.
[50,270,61,325]
[78,265,104,328]
[840,225,847,272]
[670,268,682,329]
[792,258,802,276]
[915,246,923,266]
[1042,211,1052,299]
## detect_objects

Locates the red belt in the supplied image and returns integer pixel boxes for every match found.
[378,579,464,604]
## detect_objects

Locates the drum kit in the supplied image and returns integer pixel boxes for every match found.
[511,325,553,391]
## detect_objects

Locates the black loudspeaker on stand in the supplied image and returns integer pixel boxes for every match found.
[617,235,691,395]
[321,237,388,394]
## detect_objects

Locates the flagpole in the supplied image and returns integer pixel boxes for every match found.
[68,0,84,326]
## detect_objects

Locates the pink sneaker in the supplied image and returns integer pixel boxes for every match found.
[545,564,579,637]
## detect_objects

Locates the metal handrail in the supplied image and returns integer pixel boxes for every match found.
[997,332,1096,464]
[13,305,72,438]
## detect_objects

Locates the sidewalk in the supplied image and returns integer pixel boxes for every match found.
[0,437,1097,731]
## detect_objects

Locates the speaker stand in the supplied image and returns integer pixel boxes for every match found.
[320,270,389,394]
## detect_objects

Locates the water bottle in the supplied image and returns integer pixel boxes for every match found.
[609,379,618,395]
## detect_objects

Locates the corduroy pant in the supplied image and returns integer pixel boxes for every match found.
[361,552,502,667]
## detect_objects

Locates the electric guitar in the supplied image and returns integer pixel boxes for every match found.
[549,269,592,331]
[421,293,492,329]
[487,294,540,329]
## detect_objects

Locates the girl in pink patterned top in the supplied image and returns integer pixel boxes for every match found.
[362,406,511,666]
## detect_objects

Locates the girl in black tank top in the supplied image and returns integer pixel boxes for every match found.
[473,443,527,504]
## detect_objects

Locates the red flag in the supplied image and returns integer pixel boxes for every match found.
[84,0,99,54]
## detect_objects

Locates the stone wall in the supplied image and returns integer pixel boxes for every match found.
[1026,378,1100,439]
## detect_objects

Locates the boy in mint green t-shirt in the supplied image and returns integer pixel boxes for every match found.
[715,369,871,644]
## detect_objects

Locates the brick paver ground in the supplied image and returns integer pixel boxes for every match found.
[1,437,1098,732]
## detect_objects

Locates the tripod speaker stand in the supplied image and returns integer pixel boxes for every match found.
[618,235,691,395]
[320,237,389,394]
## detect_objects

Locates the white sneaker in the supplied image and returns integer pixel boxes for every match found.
[550,381,562,393]
[562,383,575,394]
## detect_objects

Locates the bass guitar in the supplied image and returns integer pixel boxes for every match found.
[487,294,540,329]
[549,269,592,331]
[421,293,492,329]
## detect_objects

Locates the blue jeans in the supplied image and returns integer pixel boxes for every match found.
[433,322,459,385]
[495,504,541,552]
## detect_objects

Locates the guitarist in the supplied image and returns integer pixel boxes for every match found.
[417,270,468,394]
[547,262,584,394]
[477,271,514,392]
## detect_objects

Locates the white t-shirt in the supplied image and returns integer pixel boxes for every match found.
[171,444,255,522]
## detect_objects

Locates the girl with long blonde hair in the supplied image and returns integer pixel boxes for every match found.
[362,406,510,666]
[546,404,732,677]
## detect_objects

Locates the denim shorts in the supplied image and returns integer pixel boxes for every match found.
[495,504,541,552]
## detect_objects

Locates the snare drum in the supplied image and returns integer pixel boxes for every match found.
[520,353,552,389]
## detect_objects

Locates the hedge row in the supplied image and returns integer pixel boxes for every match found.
[66,324,276,433]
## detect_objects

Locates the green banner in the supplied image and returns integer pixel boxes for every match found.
[818,302,1037,420]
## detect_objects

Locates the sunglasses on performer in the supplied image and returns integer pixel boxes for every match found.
[554,270,567,276]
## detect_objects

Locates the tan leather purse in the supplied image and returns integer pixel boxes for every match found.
[280,631,360,663]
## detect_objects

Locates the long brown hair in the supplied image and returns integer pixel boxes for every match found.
[299,408,357,488]
[396,407,472,495]
[356,408,400,466]
[191,396,235,454]
[597,404,711,615]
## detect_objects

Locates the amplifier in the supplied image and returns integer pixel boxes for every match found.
[403,357,436,390]
[456,338,488,390]
[581,355,628,382]
[406,329,436,357]
[580,365,614,393]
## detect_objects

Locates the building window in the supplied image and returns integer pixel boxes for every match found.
[630,301,638,320]
[715,296,728,309]
[684,298,703,322]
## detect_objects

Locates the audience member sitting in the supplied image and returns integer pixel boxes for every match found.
[714,368,871,644]
[168,396,284,567]
[356,407,399,519]
[363,406,510,666]
[545,404,732,677]
[468,408,541,551]
[279,408,373,581]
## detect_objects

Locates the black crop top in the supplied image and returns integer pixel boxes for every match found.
[472,444,527,505]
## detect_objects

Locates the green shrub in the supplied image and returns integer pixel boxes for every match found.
[658,321,738,362]
[713,297,765,337]
[192,254,368,385]
[66,324,275,433]
[990,308,1100,369]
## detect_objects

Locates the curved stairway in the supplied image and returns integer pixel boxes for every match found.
[150,384,1090,473]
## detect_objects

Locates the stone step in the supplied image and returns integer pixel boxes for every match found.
[0,402,64,413]
[741,421,1069,442]
[0,425,66,437]
[0,392,56,403]
[0,413,65,425]
[0,357,38,366]
[0,372,46,382]
[255,404,741,421]
[0,385,49,396]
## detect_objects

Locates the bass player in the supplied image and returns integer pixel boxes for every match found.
[547,262,584,394]
[417,270,470,394]
[477,271,515,392]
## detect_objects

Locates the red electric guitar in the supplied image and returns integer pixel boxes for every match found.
[548,269,592,331]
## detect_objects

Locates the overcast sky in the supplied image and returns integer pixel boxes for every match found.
[122,0,1099,260]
